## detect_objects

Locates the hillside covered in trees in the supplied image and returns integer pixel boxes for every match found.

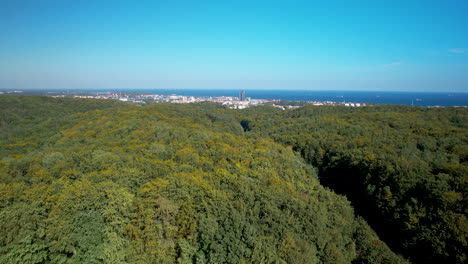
[0,95,466,263]
[238,104,467,264]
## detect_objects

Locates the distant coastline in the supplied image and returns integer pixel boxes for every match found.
[1,89,467,107]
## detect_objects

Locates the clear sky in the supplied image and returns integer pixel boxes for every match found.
[1,0,467,91]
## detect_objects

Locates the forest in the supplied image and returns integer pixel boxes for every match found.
[0,95,466,264]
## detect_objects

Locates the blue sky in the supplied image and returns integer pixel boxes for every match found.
[1,0,467,91]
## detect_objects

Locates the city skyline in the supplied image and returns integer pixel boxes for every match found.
[1,0,467,92]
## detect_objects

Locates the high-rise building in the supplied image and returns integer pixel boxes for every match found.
[239,90,246,101]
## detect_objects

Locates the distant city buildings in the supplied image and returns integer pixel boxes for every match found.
[0,90,369,109]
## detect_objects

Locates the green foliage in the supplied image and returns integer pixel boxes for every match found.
[242,104,467,263]
[0,96,416,263]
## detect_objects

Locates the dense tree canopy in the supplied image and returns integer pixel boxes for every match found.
[1,95,465,263]
[238,104,467,264]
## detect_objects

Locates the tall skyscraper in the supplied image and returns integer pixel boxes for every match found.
[239,90,246,101]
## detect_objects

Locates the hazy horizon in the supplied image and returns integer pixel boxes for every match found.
[2,88,468,96]
[1,0,467,92]
[1,87,468,93]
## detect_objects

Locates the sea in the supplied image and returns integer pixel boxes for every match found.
[129,89,467,107]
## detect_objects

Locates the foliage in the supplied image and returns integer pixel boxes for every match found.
[0,96,428,263]
[240,104,468,263]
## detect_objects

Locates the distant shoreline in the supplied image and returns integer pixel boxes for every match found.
[1,89,467,107]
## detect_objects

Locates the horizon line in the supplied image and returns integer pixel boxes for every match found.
[1,88,468,93]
